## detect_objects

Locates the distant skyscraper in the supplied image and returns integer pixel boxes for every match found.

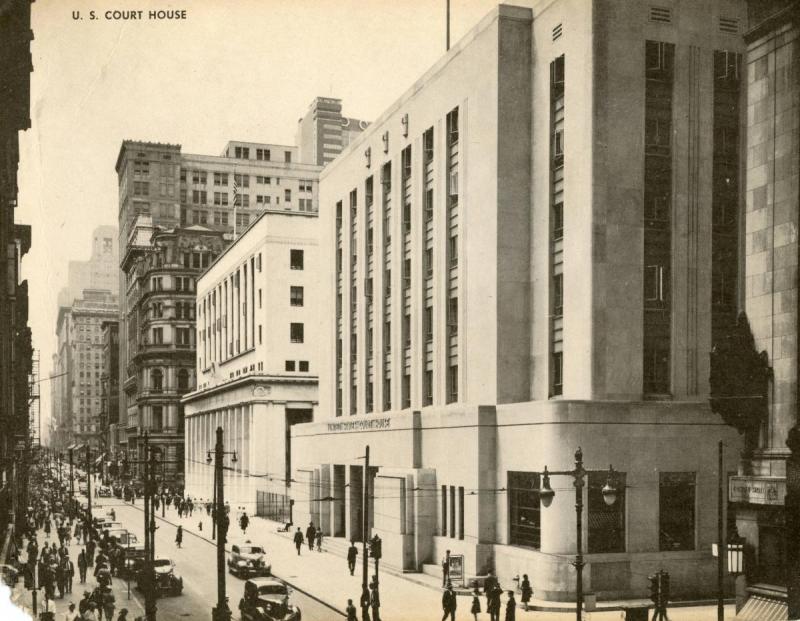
[296,97,369,166]
[57,225,119,307]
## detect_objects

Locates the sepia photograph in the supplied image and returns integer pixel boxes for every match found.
[0,0,798,619]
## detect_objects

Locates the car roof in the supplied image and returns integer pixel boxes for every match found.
[247,577,283,587]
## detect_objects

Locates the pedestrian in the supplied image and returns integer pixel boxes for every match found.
[78,549,87,583]
[488,584,502,621]
[44,518,51,538]
[316,529,323,552]
[175,525,183,549]
[347,540,358,575]
[109,509,115,522]
[79,591,92,616]
[370,580,381,621]
[345,598,357,621]
[520,574,532,611]
[470,587,481,621]
[441,583,456,621]
[117,608,129,621]
[305,522,316,551]
[102,584,116,621]
[198,520,203,532]
[239,512,249,534]
[293,528,303,556]
[442,550,450,587]
[65,556,74,593]
[56,560,65,598]
[84,601,99,621]
[505,591,516,621]
[86,538,96,566]
[360,587,371,621]
[62,601,78,621]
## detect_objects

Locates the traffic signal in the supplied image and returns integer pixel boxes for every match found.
[369,534,382,560]
[648,574,659,605]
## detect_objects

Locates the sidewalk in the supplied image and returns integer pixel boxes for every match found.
[139,502,735,620]
[11,523,145,620]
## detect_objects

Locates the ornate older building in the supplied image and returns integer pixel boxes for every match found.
[122,218,227,485]
[0,0,34,535]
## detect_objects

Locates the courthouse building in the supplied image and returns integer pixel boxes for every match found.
[183,208,320,515]
[291,0,748,602]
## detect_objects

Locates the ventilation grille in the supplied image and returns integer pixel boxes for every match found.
[552,23,563,41]
[649,6,672,23]
[719,17,740,34]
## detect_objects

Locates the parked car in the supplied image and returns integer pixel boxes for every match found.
[119,544,146,579]
[106,529,138,546]
[97,486,112,497]
[137,557,183,597]
[228,542,271,578]
[239,578,300,621]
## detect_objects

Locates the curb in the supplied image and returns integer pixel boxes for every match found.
[121,501,347,618]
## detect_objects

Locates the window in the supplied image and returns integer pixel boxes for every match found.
[152,327,163,344]
[424,307,433,342]
[285,189,292,203]
[588,471,626,553]
[177,369,189,391]
[441,485,448,537]
[284,151,292,163]
[299,361,309,372]
[645,265,668,302]
[151,369,163,392]
[234,146,250,159]
[290,323,304,343]
[553,274,564,316]
[290,286,304,307]
[659,472,695,551]
[447,365,458,403]
[552,351,563,396]
[256,148,271,161]
[176,327,191,346]
[448,298,458,336]
[152,406,163,431]
[509,471,541,549]
[285,360,296,372]
[290,249,304,270]
[644,346,670,394]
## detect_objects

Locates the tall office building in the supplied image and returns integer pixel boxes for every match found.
[52,289,119,450]
[296,97,370,166]
[292,0,748,602]
[116,139,322,482]
[56,225,119,307]
[723,1,799,618]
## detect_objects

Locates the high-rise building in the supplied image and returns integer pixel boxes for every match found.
[0,0,34,535]
[57,225,119,307]
[722,1,799,618]
[183,208,319,512]
[296,97,370,166]
[121,219,227,484]
[100,319,119,453]
[291,0,748,602]
[115,139,323,484]
[52,289,119,450]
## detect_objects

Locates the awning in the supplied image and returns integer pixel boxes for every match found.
[734,595,788,621]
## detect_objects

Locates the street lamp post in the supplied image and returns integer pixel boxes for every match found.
[537,448,618,621]
[85,445,92,524]
[208,426,237,621]
[360,445,370,621]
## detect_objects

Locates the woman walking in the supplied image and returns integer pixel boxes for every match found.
[175,525,183,549]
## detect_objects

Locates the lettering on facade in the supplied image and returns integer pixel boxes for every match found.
[326,417,391,433]
[728,476,786,506]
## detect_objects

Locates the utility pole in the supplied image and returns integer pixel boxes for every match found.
[446,0,450,51]
[573,448,585,621]
[68,448,74,516]
[211,426,233,621]
[360,445,370,621]
[85,444,92,522]
[143,432,158,621]
[717,440,725,621]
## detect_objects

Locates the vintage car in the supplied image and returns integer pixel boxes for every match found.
[120,543,146,579]
[228,542,271,578]
[106,529,138,546]
[97,486,112,497]
[239,578,300,621]
[136,557,184,597]
[112,484,123,498]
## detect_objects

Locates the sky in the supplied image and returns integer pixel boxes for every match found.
[16,0,505,442]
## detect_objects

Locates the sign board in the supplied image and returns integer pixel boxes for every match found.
[448,554,465,587]
[729,476,786,506]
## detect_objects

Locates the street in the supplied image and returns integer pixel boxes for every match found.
[102,496,338,621]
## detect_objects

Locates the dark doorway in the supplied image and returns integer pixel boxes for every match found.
[285,408,312,486]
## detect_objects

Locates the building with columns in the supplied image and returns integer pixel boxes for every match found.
[183,208,319,515]
[291,0,749,603]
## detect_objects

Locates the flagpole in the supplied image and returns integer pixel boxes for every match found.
[232,165,238,241]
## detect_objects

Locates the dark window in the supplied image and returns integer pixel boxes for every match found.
[152,406,163,431]
[290,249,304,270]
[659,472,695,551]
[290,286,304,307]
[177,369,189,392]
[588,471,626,553]
[644,345,670,394]
[285,360,296,372]
[508,471,541,549]
[441,485,448,537]
[458,487,465,540]
[552,351,563,396]
[299,360,309,372]
[290,323,304,343]
[150,369,163,392]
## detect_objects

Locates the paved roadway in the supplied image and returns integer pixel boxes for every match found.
[92,496,339,621]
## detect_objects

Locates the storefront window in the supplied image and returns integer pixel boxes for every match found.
[588,471,626,553]
[508,471,541,549]
[659,472,695,551]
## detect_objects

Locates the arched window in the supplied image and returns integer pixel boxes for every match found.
[151,368,163,392]
[177,369,190,392]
